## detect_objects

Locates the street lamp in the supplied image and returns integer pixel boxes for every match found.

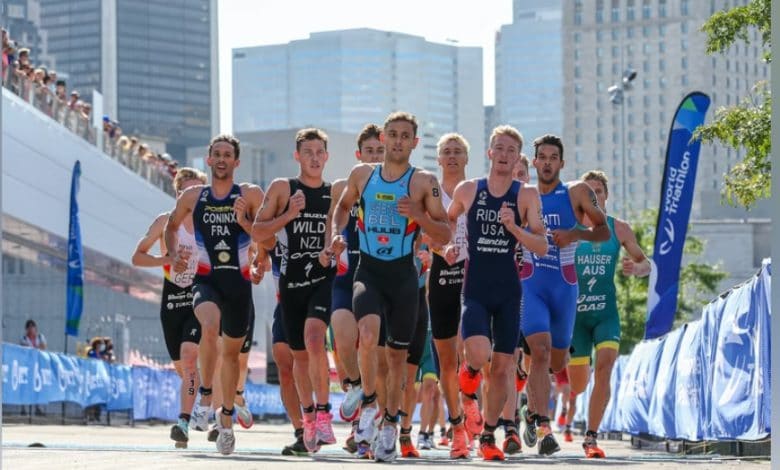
[608,69,637,219]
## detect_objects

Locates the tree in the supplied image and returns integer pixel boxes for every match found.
[615,209,728,354]
[694,0,771,210]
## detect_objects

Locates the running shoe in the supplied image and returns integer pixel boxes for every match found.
[190,404,211,432]
[339,383,363,422]
[282,435,308,456]
[557,410,567,428]
[235,402,254,429]
[478,434,505,461]
[583,434,606,458]
[170,419,189,447]
[354,405,377,444]
[302,414,319,452]
[344,421,358,453]
[520,405,537,447]
[502,430,522,455]
[399,434,420,458]
[315,411,337,445]
[458,363,483,396]
[449,425,470,459]
[563,428,573,442]
[536,421,561,456]
[207,423,219,442]
[215,416,235,455]
[417,432,431,450]
[462,397,484,437]
[372,425,398,462]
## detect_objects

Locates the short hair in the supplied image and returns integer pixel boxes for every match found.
[436,133,470,155]
[55,79,66,87]
[356,123,382,151]
[489,125,524,149]
[533,134,565,161]
[295,127,328,152]
[174,167,207,191]
[518,153,530,170]
[208,134,240,159]
[384,111,418,137]
[25,319,36,329]
[582,170,609,196]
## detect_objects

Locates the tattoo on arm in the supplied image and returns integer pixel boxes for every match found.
[432,187,439,198]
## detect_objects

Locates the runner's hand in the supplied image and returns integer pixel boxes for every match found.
[330,235,347,258]
[172,246,190,273]
[397,195,420,219]
[498,202,518,230]
[318,247,334,268]
[287,189,305,219]
[622,257,636,276]
[443,244,460,265]
[551,229,577,248]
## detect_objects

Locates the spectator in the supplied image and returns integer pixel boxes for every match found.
[17,47,30,68]
[68,90,79,109]
[20,319,47,350]
[102,337,116,363]
[55,79,66,100]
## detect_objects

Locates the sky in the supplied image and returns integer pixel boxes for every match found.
[217,0,514,133]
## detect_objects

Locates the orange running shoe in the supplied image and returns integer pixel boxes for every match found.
[462,398,484,437]
[502,430,522,455]
[583,435,606,458]
[438,430,450,447]
[449,425,470,459]
[557,411,567,427]
[563,428,573,443]
[478,434,505,461]
[458,363,483,396]
[399,434,420,458]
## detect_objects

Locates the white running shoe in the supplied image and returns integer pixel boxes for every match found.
[339,383,363,422]
[190,404,211,432]
[354,405,377,444]
[235,402,254,429]
[372,424,398,462]
[215,417,235,455]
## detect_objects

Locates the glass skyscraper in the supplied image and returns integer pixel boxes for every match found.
[233,29,484,175]
[37,0,219,161]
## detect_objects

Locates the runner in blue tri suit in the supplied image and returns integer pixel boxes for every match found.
[519,134,610,456]
[447,125,547,461]
[325,112,451,462]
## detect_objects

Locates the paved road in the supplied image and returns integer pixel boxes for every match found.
[2,423,769,469]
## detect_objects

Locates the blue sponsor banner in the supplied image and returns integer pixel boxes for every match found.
[673,320,706,440]
[132,367,181,421]
[615,338,664,435]
[2,344,132,409]
[647,326,684,438]
[645,92,711,339]
[65,160,85,337]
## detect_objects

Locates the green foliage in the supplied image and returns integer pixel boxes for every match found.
[615,210,728,354]
[695,0,771,209]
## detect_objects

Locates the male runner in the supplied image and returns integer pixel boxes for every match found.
[425,133,471,458]
[131,167,207,447]
[330,124,385,431]
[519,134,609,455]
[448,125,548,461]
[326,112,451,462]
[565,170,650,457]
[252,128,336,452]
[164,134,265,455]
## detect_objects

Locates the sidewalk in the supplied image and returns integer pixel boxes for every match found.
[2,423,770,469]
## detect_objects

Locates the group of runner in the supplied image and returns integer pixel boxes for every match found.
[132,110,650,460]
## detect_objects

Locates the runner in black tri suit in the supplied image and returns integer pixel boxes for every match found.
[326,112,451,462]
[252,128,337,453]
[447,126,547,461]
[164,134,265,455]
[132,167,207,448]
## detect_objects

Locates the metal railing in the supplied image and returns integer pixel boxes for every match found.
[4,72,175,196]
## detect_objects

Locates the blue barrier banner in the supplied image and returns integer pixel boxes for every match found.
[2,344,40,405]
[673,320,706,440]
[65,160,85,337]
[704,260,771,440]
[647,327,684,438]
[615,338,664,435]
[600,355,628,432]
[645,92,711,339]
[132,367,181,421]
[108,365,133,411]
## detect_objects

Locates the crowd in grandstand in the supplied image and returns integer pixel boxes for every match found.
[2,28,176,195]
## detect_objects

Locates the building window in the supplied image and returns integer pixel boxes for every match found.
[659,0,667,17]
[681,0,689,15]
[627,0,636,20]
[597,47,604,58]
[575,65,581,78]
[613,132,619,144]
[612,0,620,22]
[597,151,604,161]
[712,75,717,86]
[659,76,667,88]
[627,27,635,38]
[644,129,650,142]
[574,48,580,60]
[597,116,604,128]
[681,75,689,86]
[575,151,583,162]
[576,134,582,145]
[659,111,666,123]
[643,78,651,89]
[575,83,584,94]
[659,42,666,53]
[597,133,603,144]
[681,21,689,34]
[643,43,651,54]
[597,82,605,92]
[659,58,666,71]
[628,114,635,126]
[643,95,650,107]
[681,57,688,69]
[597,63,603,76]
[612,115,618,127]
[627,96,634,108]
[574,32,582,42]
[597,30,604,41]
[643,0,651,19]
[612,62,619,74]
[681,38,688,50]
[644,111,650,124]
[596,0,604,23]
[626,44,634,56]
[659,94,665,106]
[575,117,581,129]
[643,60,650,73]
[612,45,619,58]
[658,24,666,35]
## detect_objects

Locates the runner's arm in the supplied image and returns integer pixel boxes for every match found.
[251,179,291,246]
[163,186,200,261]
[414,173,450,246]
[131,213,171,267]
[615,218,651,277]
[510,186,548,257]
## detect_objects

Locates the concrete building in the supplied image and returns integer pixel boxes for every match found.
[561,0,769,218]
[34,0,220,162]
[2,0,56,68]
[495,0,564,150]
[232,29,485,177]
